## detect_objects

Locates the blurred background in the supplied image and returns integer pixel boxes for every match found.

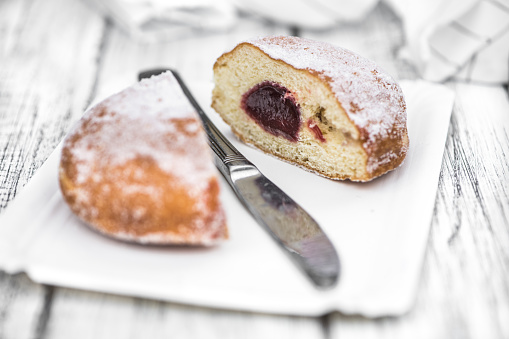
[86,0,509,84]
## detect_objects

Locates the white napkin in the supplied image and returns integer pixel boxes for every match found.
[85,0,237,41]
[235,0,509,84]
[86,0,508,84]
[0,80,454,317]
[387,0,509,84]
[86,0,379,35]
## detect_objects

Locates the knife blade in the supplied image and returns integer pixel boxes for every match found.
[139,69,340,289]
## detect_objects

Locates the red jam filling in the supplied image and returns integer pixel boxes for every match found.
[307,119,326,142]
[241,81,301,142]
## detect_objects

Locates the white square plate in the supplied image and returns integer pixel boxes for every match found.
[0,80,454,317]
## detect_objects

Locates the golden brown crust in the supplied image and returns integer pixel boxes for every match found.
[59,72,228,245]
[212,37,409,182]
[59,155,227,245]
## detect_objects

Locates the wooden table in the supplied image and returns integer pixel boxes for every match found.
[1,0,508,337]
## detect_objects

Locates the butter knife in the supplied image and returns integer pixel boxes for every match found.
[139,69,340,289]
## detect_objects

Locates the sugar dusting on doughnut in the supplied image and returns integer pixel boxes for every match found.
[245,36,408,174]
[69,73,215,189]
[59,71,227,245]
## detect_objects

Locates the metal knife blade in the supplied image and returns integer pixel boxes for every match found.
[139,69,340,289]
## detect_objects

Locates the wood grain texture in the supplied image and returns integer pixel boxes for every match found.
[43,288,323,339]
[0,272,46,339]
[0,0,104,337]
[0,0,105,209]
[1,0,508,338]
[427,83,509,338]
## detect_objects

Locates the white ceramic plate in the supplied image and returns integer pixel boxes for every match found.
[0,80,454,317]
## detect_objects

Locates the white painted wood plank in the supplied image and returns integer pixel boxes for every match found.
[426,83,509,338]
[0,0,105,338]
[0,0,105,208]
[44,288,324,339]
[0,272,47,339]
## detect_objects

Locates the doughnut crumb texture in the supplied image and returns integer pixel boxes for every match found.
[59,71,228,245]
[212,36,409,181]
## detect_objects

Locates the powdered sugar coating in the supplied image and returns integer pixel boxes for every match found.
[67,71,217,192]
[246,36,408,173]
[60,71,227,245]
